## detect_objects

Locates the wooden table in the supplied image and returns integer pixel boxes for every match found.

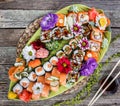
[0,0,120,106]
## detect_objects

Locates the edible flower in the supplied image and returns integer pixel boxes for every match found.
[19,89,32,103]
[80,58,98,76]
[40,13,58,30]
[35,48,49,58]
[57,57,71,74]
[96,14,109,30]
[71,23,82,35]
[88,8,98,21]
[78,37,89,50]
[31,39,45,50]
[8,91,18,99]
[22,46,36,62]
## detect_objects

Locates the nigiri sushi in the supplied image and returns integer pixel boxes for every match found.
[28,71,37,82]
[27,82,34,93]
[51,67,60,78]
[13,83,23,94]
[50,80,59,92]
[45,73,51,85]
[35,66,45,76]
[41,84,50,97]
[60,73,67,86]
[37,76,45,84]
[50,56,58,66]
[19,77,30,88]
[43,62,53,72]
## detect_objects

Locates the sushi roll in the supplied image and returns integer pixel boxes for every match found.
[35,66,45,76]
[69,39,78,49]
[63,45,72,55]
[45,73,51,85]
[19,77,30,88]
[50,27,62,40]
[89,40,101,52]
[72,50,85,62]
[50,56,58,66]
[50,80,59,87]
[74,34,83,42]
[43,62,53,72]
[28,71,37,82]
[78,12,89,24]
[13,83,23,94]
[56,50,66,58]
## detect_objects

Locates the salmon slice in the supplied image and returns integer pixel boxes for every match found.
[37,76,45,84]
[50,84,59,92]
[27,82,34,93]
[60,73,67,86]
[32,94,40,100]
[51,67,60,78]
[28,59,41,68]
[45,73,51,85]
[41,84,50,97]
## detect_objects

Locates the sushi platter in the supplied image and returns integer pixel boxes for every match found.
[8,4,111,102]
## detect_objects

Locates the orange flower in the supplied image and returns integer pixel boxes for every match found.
[56,14,65,27]
[28,59,41,68]
[88,8,98,21]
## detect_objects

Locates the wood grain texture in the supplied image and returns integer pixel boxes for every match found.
[0,0,120,10]
[0,10,120,28]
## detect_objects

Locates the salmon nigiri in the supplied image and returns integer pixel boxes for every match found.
[51,67,60,78]
[37,76,45,84]
[41,84,50,97]
[60,73,67,86]
[27,82,34,93]
[45,73,51,85]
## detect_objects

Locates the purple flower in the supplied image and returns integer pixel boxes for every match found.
[80,58,98,76]
[40,13,58,30]
[78,37,89,50]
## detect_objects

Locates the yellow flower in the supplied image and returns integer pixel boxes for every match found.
[8,91,18,99]
[99,17,107,27]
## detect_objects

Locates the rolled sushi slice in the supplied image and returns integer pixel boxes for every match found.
[56,50,66,58]
[63,45,72,55]
[43,62,53,72]
[35,66,45,76]
[74,34,83,42]
[69,39,78,49]
[28,71,37,82]
[13,83,23,94]
[50,56,58,66]
[19,77,30,88]
[50,80,59,87]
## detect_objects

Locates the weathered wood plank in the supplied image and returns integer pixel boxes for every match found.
[0,0,120,10]
[0,28,119,47]
[0,10,120,28]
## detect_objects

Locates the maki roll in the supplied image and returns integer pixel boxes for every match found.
[77,12,89,24]
[69,39,78,49]
[89,40,101,52]
[19,77,30,88]
[63,45,72,55]
[56,50,66,58]
[28,71,37,82]
[50,56,58,66]
[43,62,53,72]
[35,66,45,76]
[13,83,23,94]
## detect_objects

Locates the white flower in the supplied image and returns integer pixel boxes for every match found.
[96,15,107,30]
[32,82,44,94]
[22,45,36,62]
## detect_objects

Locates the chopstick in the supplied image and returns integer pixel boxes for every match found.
[88,59,120,106]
